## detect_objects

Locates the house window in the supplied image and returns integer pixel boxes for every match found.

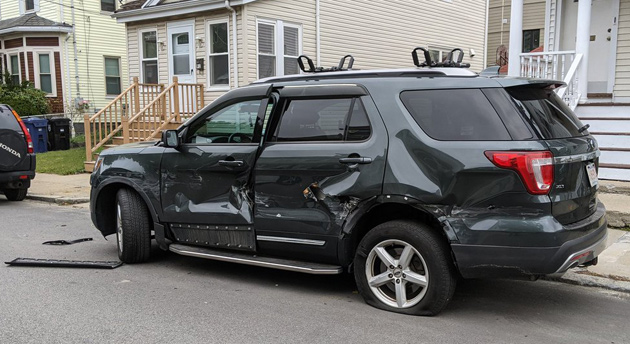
[104,57,121,95]
[38,53,53,94]
[140,30,158,84]
[428,47,454,63]
[101,0,116,12]
[522,29,541,53]
[21,0,39,13]
[26,0,35,11]
[257,20,302,79]
[10,55,20,85]
[208,22,229,87]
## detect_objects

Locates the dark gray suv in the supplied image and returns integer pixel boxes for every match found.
[89,55,606,316]
[0,105,35,201]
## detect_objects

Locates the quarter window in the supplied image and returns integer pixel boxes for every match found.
[274,98,371,142]
[188,100,261,144]
[208,22,229,86]
[400,89,511,141]
[140,31,158,84]
[38,53,53,94]
[104,57,121,95]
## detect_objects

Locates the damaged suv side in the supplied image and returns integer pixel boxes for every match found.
[90,65,606,316]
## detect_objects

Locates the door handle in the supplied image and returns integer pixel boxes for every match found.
[219,160,244,167]
[339,157,372,164]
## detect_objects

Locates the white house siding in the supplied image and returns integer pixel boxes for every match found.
[614,0,630,100]
[486,0,546,67]
[317,0,486,72]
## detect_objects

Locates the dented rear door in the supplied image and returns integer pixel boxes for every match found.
[254,86,387,262]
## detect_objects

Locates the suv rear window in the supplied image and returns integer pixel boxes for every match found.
[0,110,21,132]
[400,89,511,141]
[507,87,587,139]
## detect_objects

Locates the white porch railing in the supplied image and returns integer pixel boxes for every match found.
[519,51,583,110]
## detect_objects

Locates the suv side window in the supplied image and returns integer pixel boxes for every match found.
[186,100,261,144]
[273,98,371,142]
[400,89,511,141]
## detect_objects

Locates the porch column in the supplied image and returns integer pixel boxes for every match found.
[508,0,524,76]
[575,0,592,102]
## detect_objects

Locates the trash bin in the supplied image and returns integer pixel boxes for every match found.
[22,117,48,153]
[48,118,71,151]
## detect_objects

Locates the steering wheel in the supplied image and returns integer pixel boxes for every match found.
[228,132,252,143]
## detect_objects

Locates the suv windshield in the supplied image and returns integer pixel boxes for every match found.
[507,87,587,139]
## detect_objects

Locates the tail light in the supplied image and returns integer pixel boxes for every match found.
[11,110,34,154]
[485,151,554,195]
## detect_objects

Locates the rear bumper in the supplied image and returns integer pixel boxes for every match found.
[0,170,35,189]
[451,202,608,278]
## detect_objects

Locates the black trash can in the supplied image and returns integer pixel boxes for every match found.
[48,118,71,151]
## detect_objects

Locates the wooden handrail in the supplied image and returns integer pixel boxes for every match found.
[127,83,175,123]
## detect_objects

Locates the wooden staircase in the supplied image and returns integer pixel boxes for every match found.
[84,76,204,172]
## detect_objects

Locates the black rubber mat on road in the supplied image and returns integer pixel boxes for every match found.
[5,258,122,269]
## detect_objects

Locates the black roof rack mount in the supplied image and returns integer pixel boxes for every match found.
[412,47,471,68]
[298,54,355,73]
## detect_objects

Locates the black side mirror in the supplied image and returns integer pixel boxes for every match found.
[162,130,180,148]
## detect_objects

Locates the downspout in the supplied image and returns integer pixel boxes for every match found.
[316,0,321,66]
[225,0,238,88]
[70,0,81,99]
[484,0,489,69]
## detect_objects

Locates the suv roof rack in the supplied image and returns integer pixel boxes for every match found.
[412,47,471,68]
[298,54,355,73]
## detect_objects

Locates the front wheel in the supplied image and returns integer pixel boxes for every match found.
[116,188,151,263]
[354,220,456,316]
[4,188,27,201]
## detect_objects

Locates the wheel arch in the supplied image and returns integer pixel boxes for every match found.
[93,179,159,237]
[338,196,459,269]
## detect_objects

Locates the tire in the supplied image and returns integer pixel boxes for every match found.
[116,188,152,263]
[4,188,27,201]
[354,220,457,316]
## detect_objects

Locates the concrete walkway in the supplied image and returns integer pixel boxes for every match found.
[12,173,630,292]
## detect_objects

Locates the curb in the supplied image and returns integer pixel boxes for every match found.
[26,194,90,205]
[545,269,630,294]
[606,210,630,228]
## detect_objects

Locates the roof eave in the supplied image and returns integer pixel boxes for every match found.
[0,26,73,36]
[113,0,258,23]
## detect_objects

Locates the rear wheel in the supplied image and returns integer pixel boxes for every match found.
[354,220,456,316]
[4,188,27,201]
[116,188,151,263]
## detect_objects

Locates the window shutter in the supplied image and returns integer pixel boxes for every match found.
[284,27,299,57]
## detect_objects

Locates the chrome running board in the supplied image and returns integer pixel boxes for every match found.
[169,244,343,275]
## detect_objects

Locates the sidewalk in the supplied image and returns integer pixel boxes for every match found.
[19,173,630,292]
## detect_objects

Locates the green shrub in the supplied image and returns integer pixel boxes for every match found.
[0,71,50,116]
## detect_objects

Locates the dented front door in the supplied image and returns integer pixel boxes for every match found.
[254,92,387,256]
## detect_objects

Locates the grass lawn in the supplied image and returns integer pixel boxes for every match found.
[35,147,87,175]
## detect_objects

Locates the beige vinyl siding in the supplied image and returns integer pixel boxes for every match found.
[1,0,22,18]
[614,0,630,99]
[317,0,486,72]
[487,0,546,66]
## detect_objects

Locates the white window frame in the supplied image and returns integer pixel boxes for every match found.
[8,53,21,85]
[33,51,56,97]
[427,45,454,63]
[138,28,159,85]
[104,56,122,96]
[206,18,230,90]
[100,0,116,13]
[256,18,302,79]
[20,0,39,14]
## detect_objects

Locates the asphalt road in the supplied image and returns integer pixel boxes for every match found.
[1,199,629,344]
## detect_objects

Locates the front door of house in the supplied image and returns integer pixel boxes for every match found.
[168,21,195,114]
[588,0,617,94]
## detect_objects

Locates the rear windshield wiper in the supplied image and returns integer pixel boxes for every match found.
[578,123,590,133]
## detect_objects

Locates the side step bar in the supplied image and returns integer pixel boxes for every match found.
[169,244,343,275]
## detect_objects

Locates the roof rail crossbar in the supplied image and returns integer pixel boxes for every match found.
[297,54,356,73]
[412,47,471,68]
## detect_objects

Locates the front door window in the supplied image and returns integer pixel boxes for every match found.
[187,100,261,144]
[172,33,191,75]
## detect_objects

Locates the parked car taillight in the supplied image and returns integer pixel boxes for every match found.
[12,110,34,154]
[485,151,554,195]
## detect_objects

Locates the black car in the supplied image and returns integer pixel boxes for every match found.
[90,51,606,316]
[0,105,35,201]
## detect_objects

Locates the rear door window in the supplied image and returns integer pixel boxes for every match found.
[400,89,511,141]
[506,87,587,139]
